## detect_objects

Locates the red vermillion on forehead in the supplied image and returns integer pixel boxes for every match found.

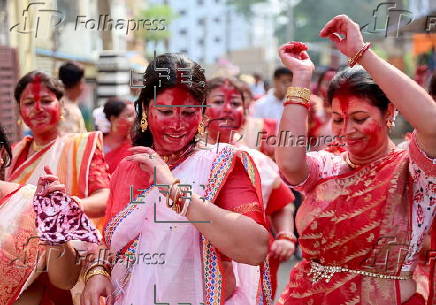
[32,74,42,104]
[153,86,200,107]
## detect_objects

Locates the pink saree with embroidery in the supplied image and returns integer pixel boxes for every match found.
[278,134,435,305]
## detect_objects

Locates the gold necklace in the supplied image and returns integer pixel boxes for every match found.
[32,141,46,152]
[345,146,396,169]
[344,152,360,169]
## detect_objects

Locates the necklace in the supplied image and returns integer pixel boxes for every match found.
[31,138,57,152]
[155,143,196,170]
[344,152,360,169]
[32,141,47,152]
[344,145,396,170]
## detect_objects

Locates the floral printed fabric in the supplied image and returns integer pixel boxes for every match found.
[33,191,100,245]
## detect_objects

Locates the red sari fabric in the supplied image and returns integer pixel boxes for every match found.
[278,135,435,305]
[104,140,132,174]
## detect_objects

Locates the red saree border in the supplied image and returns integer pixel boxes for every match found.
[6,137,56,182]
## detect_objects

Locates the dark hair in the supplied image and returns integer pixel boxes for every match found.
[58,61,84,89]
[207,77,245,102]
[273,67,293,80]
[133,53,207,147]
[429,71,436,97]
[103,97,128,121]
[14,71,64,103]
[327,67,390,113]
[0,125,12,169]
[207,77,246,114]
[316,67,337,92]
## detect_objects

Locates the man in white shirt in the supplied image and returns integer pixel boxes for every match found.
[252,67,293,121]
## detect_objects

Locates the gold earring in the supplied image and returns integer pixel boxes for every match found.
[17,118,22,126]
[386,119,395,128]
[197,121,205,135]
[140,112,148,132]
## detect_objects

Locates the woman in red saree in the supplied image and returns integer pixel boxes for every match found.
[81,53,273,305]
[275,15,436,305]
[101,98,135,174]
[0,125,99,305]
[205,77,296,300]
[6,71,110,304]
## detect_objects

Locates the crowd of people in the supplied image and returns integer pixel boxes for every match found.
[0,15,434,305]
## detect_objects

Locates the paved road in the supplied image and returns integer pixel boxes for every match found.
[274,256,300,303]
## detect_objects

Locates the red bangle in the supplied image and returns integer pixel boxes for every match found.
[283,99,311,111]
[348,42,371,67]
[276,232,297,243]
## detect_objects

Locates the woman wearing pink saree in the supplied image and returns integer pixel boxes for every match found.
[275,15,435,305]
[81,53,272,305]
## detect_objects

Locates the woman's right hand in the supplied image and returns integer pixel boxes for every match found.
[278,42,314,77]
[81,275,113,305]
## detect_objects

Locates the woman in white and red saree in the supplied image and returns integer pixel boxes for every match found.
[6,71,110,304]
[275,16,436,305]
[81,53,273,305]
[205,77,296,301]
[0,126,99,305]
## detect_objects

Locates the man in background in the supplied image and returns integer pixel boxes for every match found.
[251,67,293,121]
[58,61,88,133]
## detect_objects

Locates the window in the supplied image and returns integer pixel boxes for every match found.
[198,18,205,26]
[214,37,221,43]
[198,39,204,46]
[213,17,220,23]
[180,49,188,53]
[179,28,187,35]
[197,0,204,5]
[179,9,186,16]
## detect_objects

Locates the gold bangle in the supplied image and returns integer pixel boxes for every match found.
[166,179,180,208]
[83,263,110,280]
[286,87,311,103]
[85,267,110,284]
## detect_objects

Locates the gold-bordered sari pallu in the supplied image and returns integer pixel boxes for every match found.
[279,150,431,305]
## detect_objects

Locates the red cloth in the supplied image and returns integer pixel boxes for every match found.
[87,143,111,194]
[104,140,132,174]
[265,181,294,216]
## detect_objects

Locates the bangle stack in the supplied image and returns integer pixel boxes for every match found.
[284,87,311,110]
[276,231,297,244]
[166,179,192,216]
[348,42,371,67]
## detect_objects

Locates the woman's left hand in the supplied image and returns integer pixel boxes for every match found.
[36,166,66,196]
[320,15,364,58]
[270,239,295,262]
[126,146,176,187]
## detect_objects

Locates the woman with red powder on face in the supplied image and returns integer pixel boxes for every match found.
[81,53,272,305]
[6,71,110,305]
[204,77,296,302]
[0,124,99,305]
[101,98,135,173]
[275,15,435,305]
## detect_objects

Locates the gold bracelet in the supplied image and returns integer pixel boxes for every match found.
[166,179,180,208]
[286,87,311,103]
[85,267,110,284]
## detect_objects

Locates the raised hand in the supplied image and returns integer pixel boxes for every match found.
[35,166,66,196]
[278,42,314,74]
[320,15,364,58]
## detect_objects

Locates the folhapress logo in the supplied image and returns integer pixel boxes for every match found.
[10,2,167,38]
[9,2,64,38]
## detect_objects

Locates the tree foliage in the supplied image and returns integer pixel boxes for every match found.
[136,4,177,43]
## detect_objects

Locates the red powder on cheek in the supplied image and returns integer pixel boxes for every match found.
[336,95,350,134]
[361,120,383,150]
